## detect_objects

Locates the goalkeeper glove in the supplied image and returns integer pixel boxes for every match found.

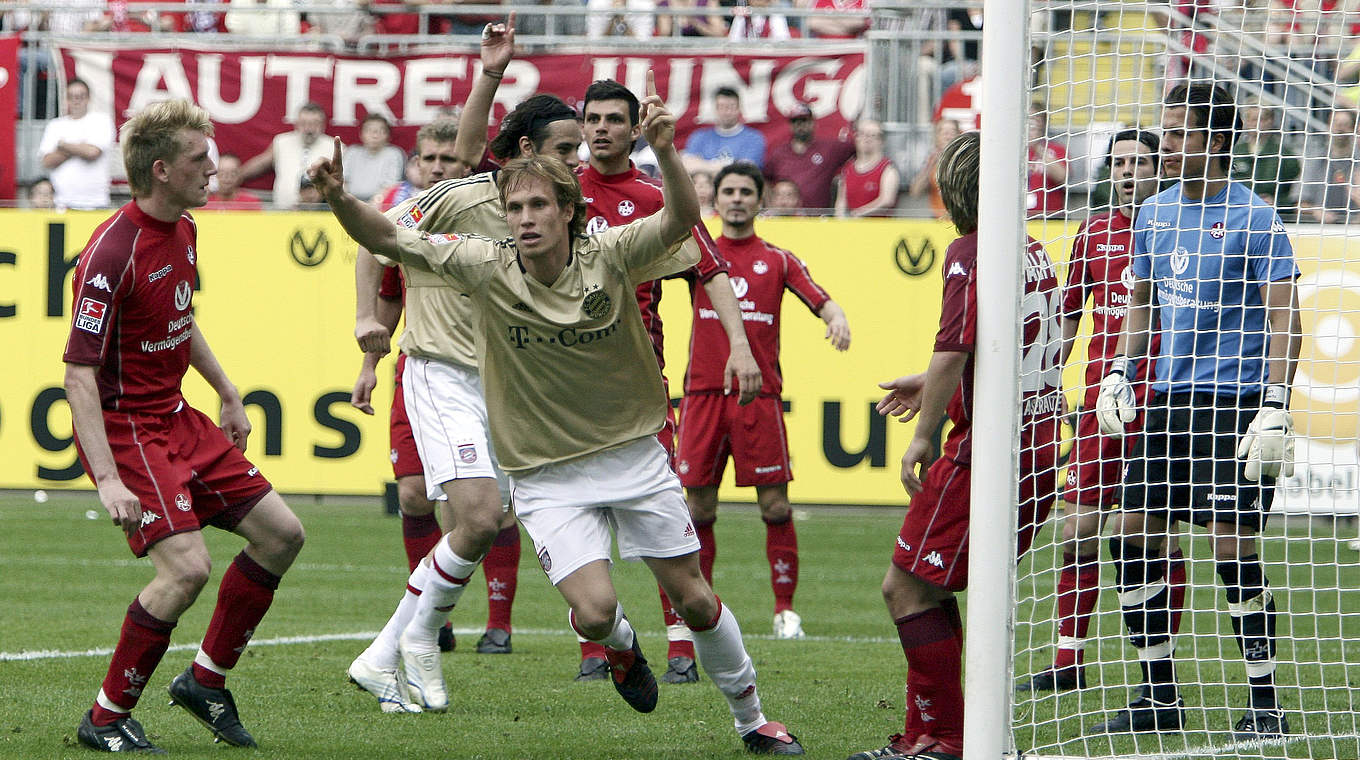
[1237,384,1295,482]
[1094,356,1137,436]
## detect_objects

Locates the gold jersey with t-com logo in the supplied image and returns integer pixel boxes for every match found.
[388,212,698,472]
[382,172,508,369]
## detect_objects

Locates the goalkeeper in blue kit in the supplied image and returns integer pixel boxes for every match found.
[1087,83,1301,739]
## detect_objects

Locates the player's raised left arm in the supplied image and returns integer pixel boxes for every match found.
[819,299,850,351]
[189,322,250,451]
[643,71,701,246]
[312,138,403,260]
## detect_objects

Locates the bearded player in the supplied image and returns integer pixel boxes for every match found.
[315,70,806,755]
[574,77,763,685]
[65,99,305,753]
[850,131,1063,760]
[1018,130,1188,694]
[677,162,850,643]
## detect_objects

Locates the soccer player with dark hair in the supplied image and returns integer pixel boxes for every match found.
[677,161,850,643]
[314,72,806,755]
[65,98,306,753]
[1087,83,1301,739]
[850,131,1063,760]
[575,77,763,685]
[1019,129,1189,693]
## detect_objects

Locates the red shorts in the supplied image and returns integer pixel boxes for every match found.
[676,392,791,488]
[893,425,1059,591]
[1061,405,1142,507]
[76,404,273,558]
[389,353,424,479]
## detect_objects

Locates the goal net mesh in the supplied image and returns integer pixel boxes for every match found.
[1007,2,1360,758]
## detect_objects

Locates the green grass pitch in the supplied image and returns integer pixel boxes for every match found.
[1,491,1356,759]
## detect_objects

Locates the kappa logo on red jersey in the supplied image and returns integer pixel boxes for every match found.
[1209,221,1226,240]
[947,261,968,278]
[617,200,636,217]
[75,298,108,334]
[85,274,113,292]
[424,232,459,244]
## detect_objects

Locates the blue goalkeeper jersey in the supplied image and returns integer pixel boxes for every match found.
[1131,180,1298,397]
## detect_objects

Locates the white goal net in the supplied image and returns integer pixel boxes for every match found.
[997,2,1360,758]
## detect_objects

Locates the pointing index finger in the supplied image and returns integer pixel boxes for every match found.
[333,136,343,167]
[646,69,656,99]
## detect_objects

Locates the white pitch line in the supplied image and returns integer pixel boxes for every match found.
[0,629,901,662]
[1022,731,1360,760]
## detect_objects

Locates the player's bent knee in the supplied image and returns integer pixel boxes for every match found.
[571,602,622,640]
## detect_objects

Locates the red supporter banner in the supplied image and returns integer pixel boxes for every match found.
[53,43,865,189]
[0,34,20,200]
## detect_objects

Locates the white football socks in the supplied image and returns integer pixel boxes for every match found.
[404,539,477,648]
[691,603,764,734]
[361,561,431,669]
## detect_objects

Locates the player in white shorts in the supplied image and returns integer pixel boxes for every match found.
[311,73,806,755]
[343,15,585,714]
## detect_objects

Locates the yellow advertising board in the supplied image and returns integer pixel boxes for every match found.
[2,210,1354,514]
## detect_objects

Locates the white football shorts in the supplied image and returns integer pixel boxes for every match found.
[512,436,700,585]
[402,356,511,504]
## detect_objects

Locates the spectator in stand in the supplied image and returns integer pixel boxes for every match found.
[36,0,103,33]
[683,87,766,173]
[807,0,868,39]
[1232,102,1301,210]
[225,0,301,36]
[241,102,334,209]
[766,179,803,215]
[204,154,264,210]
[39,78,114,210]
[344,114,407,202]
[939,7,983,92]
[763,101,855,211]
[90,0,176,31]
[729,0,791,40]
[169,0,229,32]
[655,0,726,37]
[369,0,422,33]
[1026,110,1068,218]
[304,0,374,45]
[908,118,960,219]
[27,179,56,209]
[1298,107,1360,223]
[692,169,717,216]
[835,118,900,217]
[587,0,655,38]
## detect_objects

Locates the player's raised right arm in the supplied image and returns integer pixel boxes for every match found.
[63,363,142,536]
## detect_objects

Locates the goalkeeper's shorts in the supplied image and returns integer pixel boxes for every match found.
[1120,391,1276,530]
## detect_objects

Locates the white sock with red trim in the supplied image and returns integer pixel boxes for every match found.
[690,602,764,734]
[360,561,431,669]
[404,539,477,648]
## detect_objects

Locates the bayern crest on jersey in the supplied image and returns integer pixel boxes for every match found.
[586,216,610,235]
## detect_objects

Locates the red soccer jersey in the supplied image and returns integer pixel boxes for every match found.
[934,233,1062,466]
[577,162,728,369]
[1061,208,1158,404]
[684,234,831,397]
[62,202,200,415]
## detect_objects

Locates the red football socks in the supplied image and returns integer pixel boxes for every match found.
[483,525,520,632]
[764,516,798,613]
[91,598,175,725]
[401,512,442,572]
[895,606,964,747]
[194,551,280,689]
